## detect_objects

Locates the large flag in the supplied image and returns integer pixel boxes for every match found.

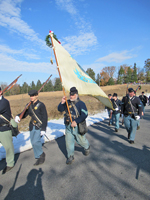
[50,32,113,109]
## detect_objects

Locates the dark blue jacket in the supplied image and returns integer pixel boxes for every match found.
[111,98,122,114]
[0,96,11,132]
[121,95,143,117]
[20,100,48,131]
[58,98,88,124]
[139,95,147,106]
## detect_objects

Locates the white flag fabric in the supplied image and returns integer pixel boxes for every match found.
[50,33,113,109]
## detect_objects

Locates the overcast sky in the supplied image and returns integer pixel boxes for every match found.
[0,0,149,85]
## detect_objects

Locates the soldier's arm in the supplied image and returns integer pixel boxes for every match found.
[74,101,88,124]
[40,103,48,131]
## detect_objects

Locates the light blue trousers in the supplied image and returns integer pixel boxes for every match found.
[30,126,43,159]
[65,123,90,158]
[109,113,114,125]
[124,115,138,141]
[113,113,120,129]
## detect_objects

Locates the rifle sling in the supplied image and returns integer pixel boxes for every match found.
[30,103,42,127]
[0,115,10,127]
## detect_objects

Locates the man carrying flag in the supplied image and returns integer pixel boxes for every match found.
[58,87,90,165]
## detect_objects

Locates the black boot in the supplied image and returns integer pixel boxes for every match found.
[34,152,45,166]
[2,166,14,175]
[84,146,90,156]
[129,140,134,144]
[66,156,74,165]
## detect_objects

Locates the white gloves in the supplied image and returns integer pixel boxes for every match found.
[15,116,20,123]
[115,108,119,111]
[135,115,140,120]
[105,109,107,112]
[41,131,46,136]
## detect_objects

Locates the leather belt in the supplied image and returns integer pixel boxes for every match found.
[0,124,9,127]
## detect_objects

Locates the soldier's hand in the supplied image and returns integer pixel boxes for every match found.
[41,131,46,137]
[71,121,77,127]
[135,115,140,120]
[15,116,20,123]
[61,96,66,104]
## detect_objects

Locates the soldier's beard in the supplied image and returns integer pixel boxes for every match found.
[70,95,78,102]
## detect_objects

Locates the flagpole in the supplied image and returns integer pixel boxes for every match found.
[49,31,73,123]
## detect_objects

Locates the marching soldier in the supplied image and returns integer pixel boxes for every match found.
[15,90,48,165]
[105,94,113,125]
[0,87,15,174]
[111,93,122,132]
[58,87,90,165]
[121,88,142,144]
[139,91,147,114]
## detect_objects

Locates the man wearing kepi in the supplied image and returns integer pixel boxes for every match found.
[15,90,48,165]
[111,93,122,132]
[0,87,15,174]
[121,88,142,144]
[139,91,147,114]
[58,87,90,165]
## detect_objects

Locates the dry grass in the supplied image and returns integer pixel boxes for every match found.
[6,84,150,131]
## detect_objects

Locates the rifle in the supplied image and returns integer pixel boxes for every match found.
[135,85,141,94]
[123,84,129,125]
[126,84,128,95]
[109,110,113,125]
[19,74,52,120]
[2,74,22,95]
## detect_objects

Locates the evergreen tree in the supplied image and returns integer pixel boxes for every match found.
[20,82,29,94]
[36,80,42,91]
[54,78,62,91]
[86,68,96,81]
[132,63,138,83]
[144,59,150,72]
[95,73,100,86]
[126,67,132,83]
[117,66,124,84]
[44,80,54,91]
[30,81,36,90]
[107,77,115,85]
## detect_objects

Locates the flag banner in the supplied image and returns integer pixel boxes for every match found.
[50,33,113,109]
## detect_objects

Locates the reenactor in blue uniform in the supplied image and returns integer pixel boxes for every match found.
[0,87,15,174]
[58,87,90,165]
[105,94,113,125]
[15,90,48,165]
[111,93,122,132]
[139,91,147,114]
[121,88,142,144]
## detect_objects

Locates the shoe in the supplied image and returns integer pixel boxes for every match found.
[84,146,90,156]
[115,128,118,132]
[137,126,140,130]
[34,152,45,166]
[129,140,134,144]
[66,156,74,165]
[108,122,110,126]
[2,166,13,174]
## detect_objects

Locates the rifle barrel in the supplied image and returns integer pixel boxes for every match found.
[19,75,52,120]
[2,74,22,94]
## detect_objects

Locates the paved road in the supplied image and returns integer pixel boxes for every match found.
[0,106,150,200]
